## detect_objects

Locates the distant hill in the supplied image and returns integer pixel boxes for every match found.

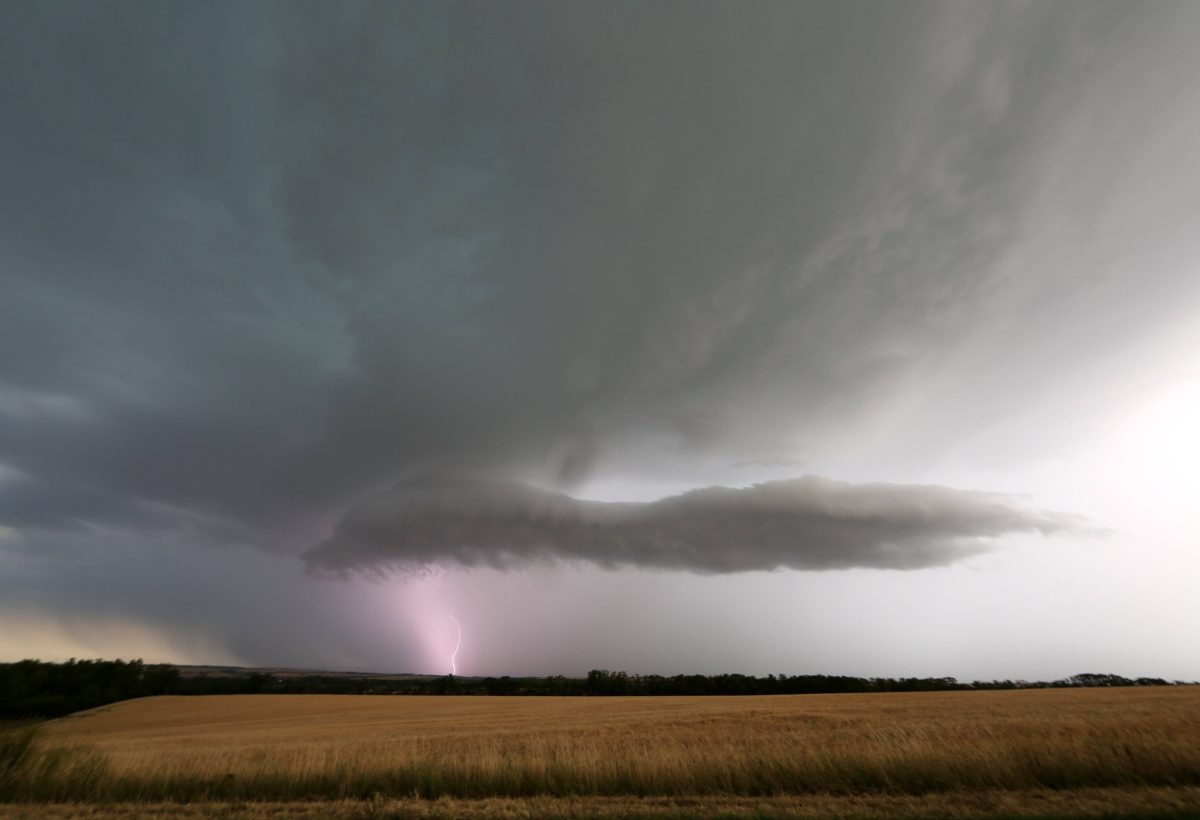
[173,664,444,682]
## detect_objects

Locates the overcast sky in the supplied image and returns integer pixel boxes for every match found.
[3,0,1199,680]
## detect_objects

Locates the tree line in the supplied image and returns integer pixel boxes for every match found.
[0,658,181,719]
[1,659,1189,719]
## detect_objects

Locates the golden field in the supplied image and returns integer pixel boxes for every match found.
[3,687,1200,816]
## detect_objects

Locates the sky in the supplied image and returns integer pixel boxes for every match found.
[2,0,1199,681]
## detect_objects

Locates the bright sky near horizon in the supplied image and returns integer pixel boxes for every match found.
[2,1,1199,680]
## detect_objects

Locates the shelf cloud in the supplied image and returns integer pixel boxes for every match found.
[306,476,1082,575]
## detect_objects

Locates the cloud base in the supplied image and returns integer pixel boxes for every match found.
[305,476,1082,575]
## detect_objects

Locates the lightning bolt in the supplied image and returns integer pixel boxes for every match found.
[448,612,462,676]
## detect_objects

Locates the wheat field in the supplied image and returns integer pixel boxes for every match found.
[4,687,1200,815]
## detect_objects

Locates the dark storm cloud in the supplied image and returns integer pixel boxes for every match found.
[305,476,1080,575]
[258,0,1200,509]
[1,0,1197,572]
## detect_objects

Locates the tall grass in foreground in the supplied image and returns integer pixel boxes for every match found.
[10,688,1200,802]
[0,724,109,801]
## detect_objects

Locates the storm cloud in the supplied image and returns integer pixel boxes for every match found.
[3,1,1198,554]
[306,476,1080,575]
[3,1,1200,675]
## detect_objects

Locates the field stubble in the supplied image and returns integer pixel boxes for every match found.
[2,687,1199,811]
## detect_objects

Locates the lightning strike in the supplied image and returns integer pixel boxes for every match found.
[448,612,462,675]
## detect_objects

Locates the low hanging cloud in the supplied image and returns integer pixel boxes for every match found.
[305,476,1083,575]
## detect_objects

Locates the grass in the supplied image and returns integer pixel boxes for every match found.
[0,723,109,802]
[4,789,1200,818]
[3,687,1199,815]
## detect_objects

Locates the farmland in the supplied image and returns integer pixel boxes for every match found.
[3,687,1199,816]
